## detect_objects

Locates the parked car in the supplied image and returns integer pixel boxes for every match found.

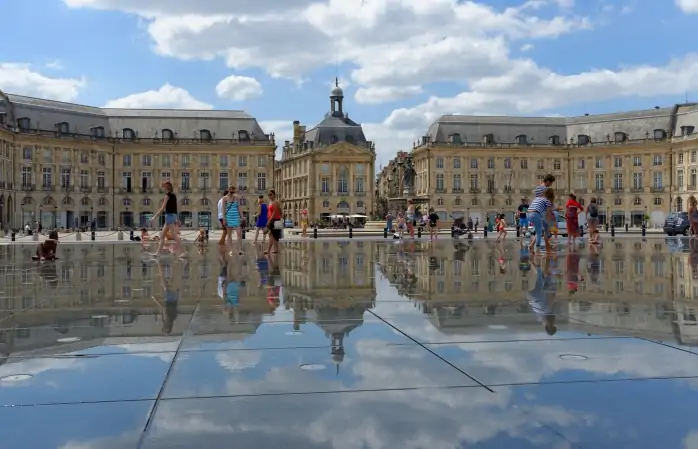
[525,214,569,237]
[663,212,690,236]
[284,219,294,228]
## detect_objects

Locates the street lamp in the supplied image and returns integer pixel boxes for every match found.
[90,206,94,229]
[54,205,58,229]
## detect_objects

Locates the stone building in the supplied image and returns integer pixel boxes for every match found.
[0,90,275,229]
[277,80,376,222]
[388,105,698,227]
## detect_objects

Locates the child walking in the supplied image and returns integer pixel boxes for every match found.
[496,214,507,242]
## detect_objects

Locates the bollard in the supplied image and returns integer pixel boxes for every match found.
[205,229,209,240]
[467,232,473,240]
[11,231,15,242]
[91,230,96,241]
[605,223,609,232]
[642,223,646,237]
[118,230,124,241]
[417,227,422,238]
[451,228,455,238]
[242,227,246,239]
[483,227,488,238]
[383,227,387,239]
[611,225,615,238]
[76,232,82,241]
[349,226,353,238]
[129,230,134,241]
[625,224,629,233]
[314,227,318,239]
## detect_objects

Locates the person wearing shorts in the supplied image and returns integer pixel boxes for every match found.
[217,190,228,245]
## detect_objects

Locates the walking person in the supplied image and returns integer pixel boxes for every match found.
[689,196,698,237]
[528,188,555,255]
[517,198,529,238]
[586,197,600,244]
[427,208,439,240]
[149,181,184,257]
[223,187,244,255]
[300,208,309,237]
[217,190,228,246]
[406,200,416,239]
[496,214,507,242]
[253,195,268,244]
[265,189,282,255]
[565,194,584,245]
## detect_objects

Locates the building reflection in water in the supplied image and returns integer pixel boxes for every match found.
[2,238,698,361]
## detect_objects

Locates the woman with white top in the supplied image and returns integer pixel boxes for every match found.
[527,187,555,255]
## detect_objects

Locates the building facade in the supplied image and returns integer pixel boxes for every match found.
[0,90,276,229]
[277,81,376,222]
[382,105,698,227]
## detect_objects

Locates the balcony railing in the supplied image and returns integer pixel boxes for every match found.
[61,185,74,192]
[651,186,665,193]
[630,187,643,193]
[21,184,36,191]
[469,188,481,194]
[452,188,464,193]
[42,185,55,192]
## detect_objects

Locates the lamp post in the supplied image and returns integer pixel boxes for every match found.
[54,205,58,229]
[90,206,94,230]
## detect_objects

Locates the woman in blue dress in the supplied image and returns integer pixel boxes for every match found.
[253,195,268,244]
[222,186,244,255]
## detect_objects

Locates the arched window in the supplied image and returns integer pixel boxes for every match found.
[122,128,136,140]
[162,129,174,141]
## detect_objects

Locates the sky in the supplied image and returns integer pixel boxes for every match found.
[1,0,698,169]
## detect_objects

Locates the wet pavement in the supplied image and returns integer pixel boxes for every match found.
[1,237,698,448]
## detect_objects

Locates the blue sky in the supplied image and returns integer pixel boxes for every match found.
[1,0,698,166]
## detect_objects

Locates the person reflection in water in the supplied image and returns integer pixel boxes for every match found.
[527,256,557,336]
[152,260,179,334]
[218,248,244,321]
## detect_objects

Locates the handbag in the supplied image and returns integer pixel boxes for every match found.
[273,220,283,230]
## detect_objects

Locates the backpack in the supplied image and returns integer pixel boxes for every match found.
[588,203,598,218]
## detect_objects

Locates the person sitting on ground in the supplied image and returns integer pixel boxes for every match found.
[36,230,59,261]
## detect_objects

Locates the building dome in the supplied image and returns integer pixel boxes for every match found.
[331,85,344,97]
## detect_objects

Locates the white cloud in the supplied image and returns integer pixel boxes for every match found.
[215,75,263,101]
[520,43,534,52]
[0,63,84,102]
[355,86,422,104]
[45,60,65,70]
[677,0,698,13]
[103,83,212,109]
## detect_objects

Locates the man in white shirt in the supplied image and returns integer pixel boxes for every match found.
[217,190,228,245]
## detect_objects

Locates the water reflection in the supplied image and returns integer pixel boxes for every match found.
[0,238,697,358]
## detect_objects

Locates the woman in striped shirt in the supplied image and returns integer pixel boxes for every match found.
[528,187,555,254]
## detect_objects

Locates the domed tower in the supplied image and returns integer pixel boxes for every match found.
[330,77,344,117]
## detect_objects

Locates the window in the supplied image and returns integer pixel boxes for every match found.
[321,177,330,193]
[337,166,348,193]
[453,174,461,190]
[98,197,106,206]
[142,172,151,191]
[142,198,151,206]
[354,176,364,193]
[470,174,479,190]
[181,172,191,190]
[123,198,131,206]
[21,166,32,186]
[162,129,174,141]
[22,147,32,160]
[237,172,247,191]
[91,126,105,139]
[692,169,697,187]
[199,129,212,141]
[486,175,495,193]
[42,167,52,188]
[453,157,461,169]
[97,171,106,189]
[594,173,604,190]
[199,172,209,190]
[653,172,663,189]
[257,173,267,191]
[537,159,544,170]
[122,171,132,192]
[220,155,228,167]
[17,117,30,131]
[595,157,603,169]
[56,122,69,135]
[181,155,190,167]
[681,126,695,136]
[548,135,560,145]
[258,155,266,167]
[482,134,495,144]
[436,174,444,190]
[553,159,561,170]
[614,132,627,142]
[516,134,528,145]
[654,198,663,206]
[577,134,590,145]
[633,156,642,167]
[470,158,478,169]
[98,153,105,165]
[504,158,511,169]
[238,130,250,141]
[577,159,585,169]
[520,159,528,169]
[436,157,444,169]
[143,155,152,167]
[488,158,495,169]
[162,155,171,167]
[219,173,228,190]
[161,172,171,184]
[692,151,697,163]
[322,200,329,208]
[613,156,622,168]
[123,155,131,167]
[634,197,642,206]
[238,155,247,167]
[122,128,135,140]
[633,173,643,189]
[60,168,71,187]
[653,155,662,166]
[613,173,623,190]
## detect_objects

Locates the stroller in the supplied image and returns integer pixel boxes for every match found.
[451,217,471,239]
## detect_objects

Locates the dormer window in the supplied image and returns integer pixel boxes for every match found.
[548,135,560,145]
[162,129,174,141]
[577,134,590,145]
[482,133,495,145]
[17,117,30,131]
[515,134,528,145]
[681,126,696,136]
[56,122,69,135]
[238,130,250,141]
[330,135,338,144]
[448,133,462,145]
[122,128,136,141]
[199,129,212,141]
[614,132,627,142]
[91,126,105,139]
[653,129,667,140]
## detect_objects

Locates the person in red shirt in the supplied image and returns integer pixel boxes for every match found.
[565,194,584,245]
